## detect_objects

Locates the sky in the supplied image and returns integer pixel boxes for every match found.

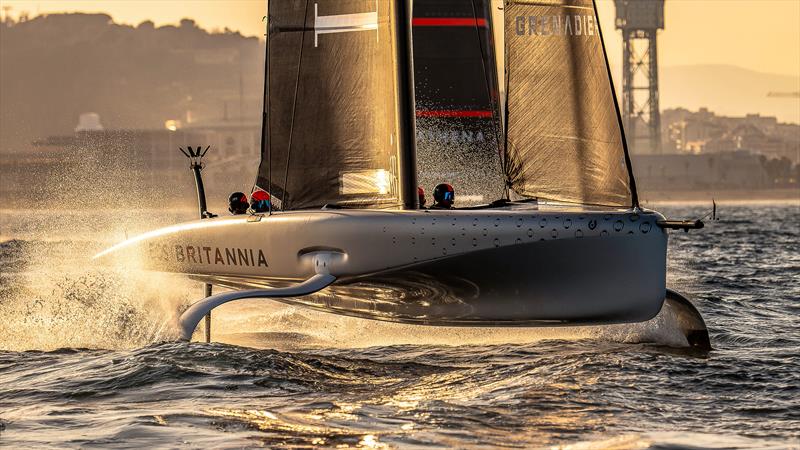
[3,0,798,77]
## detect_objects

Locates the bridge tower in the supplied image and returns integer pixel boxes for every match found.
[615,0,664,154]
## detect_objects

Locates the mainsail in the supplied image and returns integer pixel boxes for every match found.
[503,0,636,207]
[255,0,636,210]
[256,0,410,210]
[413,0,505,206]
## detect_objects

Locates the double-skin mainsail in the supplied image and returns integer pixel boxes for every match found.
[256,0,638,210]
[257,0,417,210]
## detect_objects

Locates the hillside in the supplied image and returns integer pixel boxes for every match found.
[2,14,797,157]
[0,13,264,153]
[659,64,799,124]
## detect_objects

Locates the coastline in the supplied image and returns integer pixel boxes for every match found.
[0,189,797,211]
[638,188,799,206]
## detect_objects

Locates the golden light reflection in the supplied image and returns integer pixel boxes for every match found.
[164,119,181,131]
[201,361,622,448]
[205,407,334,434]
[92,216,249,260]
[204,407,393,448]
[552,434,652,450]
[358,434,388,449]
[344,365,625,446]
[307,402,361,422]
[152,415,168,426]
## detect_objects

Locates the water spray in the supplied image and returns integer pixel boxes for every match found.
[179,145,216,342]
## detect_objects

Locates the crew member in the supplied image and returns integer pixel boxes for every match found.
[250,189,271,213]
[228,192,248,215]
[418,186,427,208]
[431,183,455,209]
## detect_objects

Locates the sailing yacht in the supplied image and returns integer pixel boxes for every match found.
[95,0,710,348]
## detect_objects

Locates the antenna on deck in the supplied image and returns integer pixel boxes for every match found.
[179,145,216,343]
[179,146,217,219]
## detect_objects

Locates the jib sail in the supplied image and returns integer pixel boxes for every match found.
[503,0,636,207]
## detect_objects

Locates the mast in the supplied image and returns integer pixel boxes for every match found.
[394,0,418,209]
[258,10,271,212]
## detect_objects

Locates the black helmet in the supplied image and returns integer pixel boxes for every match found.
[228,192,249,215]
[433,183,454,208]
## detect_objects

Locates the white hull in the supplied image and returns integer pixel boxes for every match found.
[96,205,668,326]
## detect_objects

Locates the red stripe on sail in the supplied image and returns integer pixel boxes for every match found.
[416,110,493,118]
[412,18,488,28]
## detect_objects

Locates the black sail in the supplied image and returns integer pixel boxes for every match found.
[504,0,634,207]
[256,0,404,210]
[413,0,505,206]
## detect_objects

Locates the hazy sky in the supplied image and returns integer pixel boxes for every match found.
[3,0,799,77]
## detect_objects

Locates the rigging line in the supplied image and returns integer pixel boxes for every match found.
[469,0,505,200]
[282,0,311,211]
[267,13,272,215]
[502,3,512,200]
[263,13,273,214]
[592,0,640,208]
[253,16,268,195]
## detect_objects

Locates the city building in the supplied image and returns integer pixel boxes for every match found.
[662,107,799,163]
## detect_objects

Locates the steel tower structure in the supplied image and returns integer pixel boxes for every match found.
[615,0,664,154]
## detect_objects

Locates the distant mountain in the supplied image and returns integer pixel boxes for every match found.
[0,14,264,153]
[658,64,800,124]
[2,16,797,157]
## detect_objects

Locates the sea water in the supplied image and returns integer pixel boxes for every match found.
[0,203,797,448]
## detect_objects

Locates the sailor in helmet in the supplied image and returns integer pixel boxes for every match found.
[228,192,249,215]
[418,186,427,208]
[430,183,455,209]
[250,189,271,213]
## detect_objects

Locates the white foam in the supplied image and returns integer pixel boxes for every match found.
[0,211,196,351]
[209,297,690,350]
